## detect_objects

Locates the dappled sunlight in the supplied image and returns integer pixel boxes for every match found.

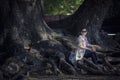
[44,0,84,15]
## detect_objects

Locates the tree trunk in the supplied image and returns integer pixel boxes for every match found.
[0,0,77,79]
[0,0,51,66]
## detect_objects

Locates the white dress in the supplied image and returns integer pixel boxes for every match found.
[69,35,89,64]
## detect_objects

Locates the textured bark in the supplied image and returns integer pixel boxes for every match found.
[56,35,120,75]
[0,0,76,79]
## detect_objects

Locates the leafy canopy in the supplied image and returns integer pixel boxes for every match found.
[44,0,84,15]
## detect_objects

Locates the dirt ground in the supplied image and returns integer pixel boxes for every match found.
[26,75,120,80]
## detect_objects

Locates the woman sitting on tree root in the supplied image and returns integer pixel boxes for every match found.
[69,28,99,67]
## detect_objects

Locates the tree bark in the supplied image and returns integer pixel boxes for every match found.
[0,0,77,79]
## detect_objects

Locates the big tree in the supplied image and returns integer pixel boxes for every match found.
[0,0,120,80]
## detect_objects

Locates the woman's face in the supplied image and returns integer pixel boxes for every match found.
[81,31,87,36]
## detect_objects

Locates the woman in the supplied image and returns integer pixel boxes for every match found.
[69,28,98,65]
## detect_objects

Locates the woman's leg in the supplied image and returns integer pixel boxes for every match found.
[84,50,98,64]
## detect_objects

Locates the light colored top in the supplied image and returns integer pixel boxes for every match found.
[77,35,89,48]
[76,35,89,60]
[69,35,90,64]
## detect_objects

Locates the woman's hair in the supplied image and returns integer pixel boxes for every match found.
[81,28,87,32]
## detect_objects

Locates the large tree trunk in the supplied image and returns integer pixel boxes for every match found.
[0,0,50,65]
[0,0,77,79]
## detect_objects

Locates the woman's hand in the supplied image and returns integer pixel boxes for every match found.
[85,47,92,51]
[91,46,96,52]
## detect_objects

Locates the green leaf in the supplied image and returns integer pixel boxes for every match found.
[44,0,84,15]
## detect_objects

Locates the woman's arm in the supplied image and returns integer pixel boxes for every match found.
[78,42,92,51]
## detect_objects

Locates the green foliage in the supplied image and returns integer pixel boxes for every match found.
[44,0,84,15]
